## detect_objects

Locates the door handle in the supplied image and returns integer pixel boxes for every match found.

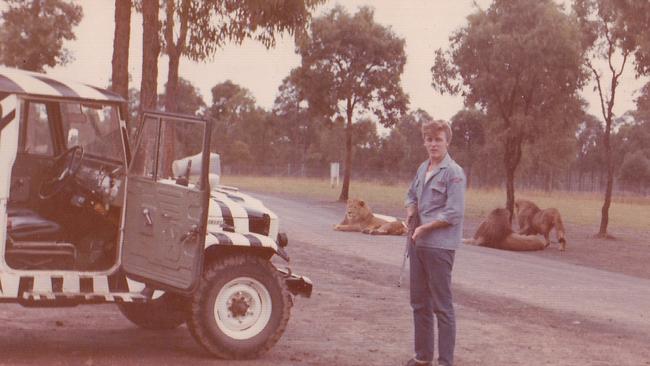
[180,224,200,243]
[142,208,153,226]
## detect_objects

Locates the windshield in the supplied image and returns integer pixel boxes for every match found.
[60,102,124,162]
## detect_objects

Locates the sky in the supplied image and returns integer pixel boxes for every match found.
[45,0,647,123]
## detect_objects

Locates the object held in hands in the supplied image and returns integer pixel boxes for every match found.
[397,214,420,287]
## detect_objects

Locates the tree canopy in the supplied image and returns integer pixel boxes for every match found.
[160,77,206,116]
[573,0,649,236]
[432,0,586,214]
[203,80,278,169]
[158,0,323,112]
[0,0,83,72]
[449,108,486,188]
[605,0,650,76]
[291,5,409,200]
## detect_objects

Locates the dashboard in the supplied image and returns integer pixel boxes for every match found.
[74,156,124,209]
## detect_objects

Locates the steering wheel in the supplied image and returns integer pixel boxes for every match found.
[39,145,85,200]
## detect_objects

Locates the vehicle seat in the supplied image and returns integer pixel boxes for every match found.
[7,207,64,242]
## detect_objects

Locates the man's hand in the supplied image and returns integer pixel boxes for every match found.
[412,224,428,240]
[412,220,451,240]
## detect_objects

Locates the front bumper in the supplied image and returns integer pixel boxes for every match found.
[277,267,312,298]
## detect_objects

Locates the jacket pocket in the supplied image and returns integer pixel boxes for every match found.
[430,184,447,205]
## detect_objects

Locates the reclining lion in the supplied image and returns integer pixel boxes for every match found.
[334,198,407,235]
[514,199,567,251]
[463,208,547,251]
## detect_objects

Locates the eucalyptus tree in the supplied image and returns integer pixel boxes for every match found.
[573,0,650,236]
[111,0,132,100]
[432,0,586,214]
[0,0,82,72]
[159,77,206,116]
[292,6,409,201]
[449,108,486,189]
[204,80,279,168]
[610,1,650,75]
[140,0,161,114]
[205,80,256,152]
[159,0,323,113]
[272,71,320,167]
[383,109,433,178]
[635,83,650,123]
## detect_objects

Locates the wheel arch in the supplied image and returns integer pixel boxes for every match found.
[204,244,276,267]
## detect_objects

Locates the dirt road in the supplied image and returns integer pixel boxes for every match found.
[0,193,648,365]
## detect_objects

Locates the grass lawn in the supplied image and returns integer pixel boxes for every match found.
[221,175,649,232]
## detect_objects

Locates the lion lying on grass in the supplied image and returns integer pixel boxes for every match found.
[463,208,547,251]
[515,199,567,251]
[334,198,407,235]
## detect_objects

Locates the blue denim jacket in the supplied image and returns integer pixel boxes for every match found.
[405,154,466,250]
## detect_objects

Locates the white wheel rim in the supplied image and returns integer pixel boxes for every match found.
[214,277,272,340]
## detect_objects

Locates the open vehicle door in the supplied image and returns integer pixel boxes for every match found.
[122,112,211,293]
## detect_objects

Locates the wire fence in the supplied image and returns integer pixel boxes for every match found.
[222,163,649,197]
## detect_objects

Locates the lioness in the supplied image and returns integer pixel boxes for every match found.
[463,208,547,251]
[514,199,567,251]
[334,198,407,235]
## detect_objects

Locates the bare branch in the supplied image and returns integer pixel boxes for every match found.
[615,50,629,79]
[587,58,608,122]
[600,14,617,76]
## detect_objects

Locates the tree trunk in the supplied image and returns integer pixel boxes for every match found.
[505,164,516,220]
[503,135,522,219]
[162,0,190,113]
[598,123,614,237]
[140,0,160,115]
[165,51,180,112]
[161,52,178,178]
[339,106,354,202]
[111,0,131,101]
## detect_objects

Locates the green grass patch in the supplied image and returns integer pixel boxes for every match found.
[221,175,649,231]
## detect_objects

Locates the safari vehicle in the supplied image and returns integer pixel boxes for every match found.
[0,67,311,359]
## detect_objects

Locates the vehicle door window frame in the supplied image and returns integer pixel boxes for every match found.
[20,100,58,157]
[129,113,208,191]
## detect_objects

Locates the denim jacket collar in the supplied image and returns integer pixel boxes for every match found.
[421,153,452,184]
[417,153,452,197]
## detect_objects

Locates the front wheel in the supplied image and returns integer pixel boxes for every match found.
[187,255,292,359]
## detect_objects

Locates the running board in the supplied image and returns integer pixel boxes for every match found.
[21,291,149,305]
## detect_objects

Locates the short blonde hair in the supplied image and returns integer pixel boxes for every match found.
[421,119,452,143]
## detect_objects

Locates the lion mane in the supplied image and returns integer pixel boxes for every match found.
[514,199,567,251]
[334,198,407,236]
[463,208,547,251]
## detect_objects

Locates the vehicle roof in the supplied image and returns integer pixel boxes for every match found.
[0,67,125,104]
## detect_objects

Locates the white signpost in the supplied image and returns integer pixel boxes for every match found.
[330,162,340,188]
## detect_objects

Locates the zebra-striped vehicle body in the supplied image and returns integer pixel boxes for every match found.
[0,67,310,358]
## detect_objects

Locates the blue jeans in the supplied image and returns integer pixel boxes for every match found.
[409,245,456,366]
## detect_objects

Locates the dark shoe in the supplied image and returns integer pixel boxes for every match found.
[404,358,432,366]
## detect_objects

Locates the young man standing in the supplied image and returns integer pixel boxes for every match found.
[404,119,466,366]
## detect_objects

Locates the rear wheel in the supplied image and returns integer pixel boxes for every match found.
[117,292,189,330]
[187,255,291,359]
